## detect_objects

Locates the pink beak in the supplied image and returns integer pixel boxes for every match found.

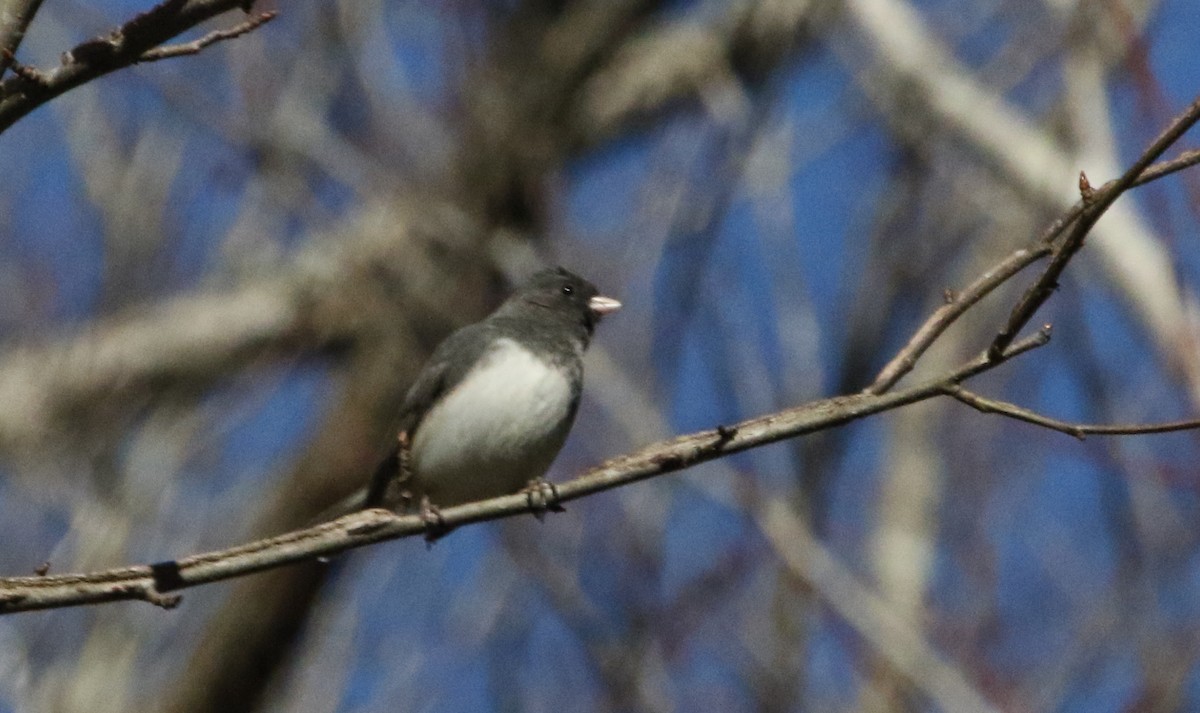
[588,295,622,317]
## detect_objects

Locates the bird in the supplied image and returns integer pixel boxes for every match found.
[334,267,620,536]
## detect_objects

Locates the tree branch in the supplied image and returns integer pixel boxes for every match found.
[943,385,1200,440]
[866,244,1051,394]
[0,0,266,134]
[0,330,1052,614]
[865,138,1200,396]
[0,0,42,78]
[843,0,1199,388]
[1036,147,1200,247]
[137,10,276,62]
[990,94,1200,358]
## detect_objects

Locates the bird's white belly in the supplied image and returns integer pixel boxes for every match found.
[410,339,575,506]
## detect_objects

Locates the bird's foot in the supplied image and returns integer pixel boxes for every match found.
[419,496,452,546]
[522,477,565,522]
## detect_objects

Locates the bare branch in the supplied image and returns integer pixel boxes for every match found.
[0,0,43,78]
[866,244,1052,394]
[137,11,276,62]
[0,330,1053,615]
[1131,147,1200,191]
[0,0,267,135]
[943,385,1200,440]
[1036,147,1200,246]
[867,141,1200,397]
[0,47,43,84]
[990,94,1200,358]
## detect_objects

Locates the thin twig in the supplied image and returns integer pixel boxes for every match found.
[992,94,1200,359]
[0,47,45,84]
[138,11,276,62]
[866,244,1051,394]
[1132,147,1200,190]
[867,142,1200,397]
[0,0,43,79]
[0,0,263,135]
[1036,147,1200,246]
[943,384,1200,440]
[0,330,1053,614]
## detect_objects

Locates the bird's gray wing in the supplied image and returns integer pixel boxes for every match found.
[363,323,495,507]
[362,358,448,508]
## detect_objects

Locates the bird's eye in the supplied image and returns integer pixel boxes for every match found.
[561,285,574,295]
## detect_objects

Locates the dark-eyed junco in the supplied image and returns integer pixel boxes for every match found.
[338,267,619,530]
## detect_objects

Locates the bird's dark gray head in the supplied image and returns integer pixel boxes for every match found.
[501,267,621,335]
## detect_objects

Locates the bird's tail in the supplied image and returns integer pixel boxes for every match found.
[306,442,404,527]
[305,487,371,528]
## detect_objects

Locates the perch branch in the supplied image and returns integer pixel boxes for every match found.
[0,330,1052,614]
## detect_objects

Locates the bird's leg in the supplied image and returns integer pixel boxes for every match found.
[364,430,412,510]
[419,495,452,545]
[394,431,416,510]
[397,430,412,483]
[522,477,565,522]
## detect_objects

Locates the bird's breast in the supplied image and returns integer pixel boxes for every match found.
[409,339,578,505]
